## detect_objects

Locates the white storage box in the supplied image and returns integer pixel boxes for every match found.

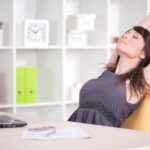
[67,30,87,46]
[77,14,96,31]
[67,14,96,31]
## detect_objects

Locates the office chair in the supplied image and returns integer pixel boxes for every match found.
[121,94,150,132]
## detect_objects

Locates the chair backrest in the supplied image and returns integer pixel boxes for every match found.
[121,94,150,132]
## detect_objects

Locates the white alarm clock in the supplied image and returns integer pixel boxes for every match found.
[24,20,49,46]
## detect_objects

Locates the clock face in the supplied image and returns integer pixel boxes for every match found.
[24,20,49,46]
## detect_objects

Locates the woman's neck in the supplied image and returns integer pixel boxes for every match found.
[115,55,140,75]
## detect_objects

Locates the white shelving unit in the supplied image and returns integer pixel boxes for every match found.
[0,0,149,121]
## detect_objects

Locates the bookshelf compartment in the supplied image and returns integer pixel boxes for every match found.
[16,49,63,104]
[16,0,63,46]
[0,0,13,46]
[16,105,63,121]
[0,50,13,105]
[65,49,107,101]
[66,0,108,46]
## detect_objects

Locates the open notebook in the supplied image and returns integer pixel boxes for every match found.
[0,115,27,128]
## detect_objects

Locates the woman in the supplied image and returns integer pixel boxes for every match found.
[68,16,150,127]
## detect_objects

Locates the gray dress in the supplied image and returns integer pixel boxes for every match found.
[68,70,141,127]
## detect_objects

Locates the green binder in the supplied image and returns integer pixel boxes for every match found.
[16,67,26,104]
[25,67,37,103]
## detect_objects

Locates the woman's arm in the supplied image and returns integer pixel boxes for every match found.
[139,16,150,77]
[107,16,150,64]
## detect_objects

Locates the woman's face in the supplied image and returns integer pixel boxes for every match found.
[116,29,145,59]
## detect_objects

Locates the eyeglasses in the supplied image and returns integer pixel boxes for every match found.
[27,126,56,136]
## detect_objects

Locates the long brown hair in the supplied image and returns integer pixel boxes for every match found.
[107,26,150,100]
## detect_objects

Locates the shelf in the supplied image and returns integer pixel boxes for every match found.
[16,101,63,108]
[16,104,63,121]
[16,0,63,46]
[65,101,79,105]
[16,45,109,50]
[66,0,108,45]
[16,46,63,50]
[0,104,14,109]
[0,46,13,50]
[66,45,108,50]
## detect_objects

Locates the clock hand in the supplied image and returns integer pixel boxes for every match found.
[34,27,44,34]
[28,27,37,34]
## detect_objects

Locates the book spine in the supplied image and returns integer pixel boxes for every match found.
[25,67,37,103]
[16,67,26,104]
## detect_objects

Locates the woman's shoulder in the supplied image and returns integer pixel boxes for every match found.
[99,70,118,79]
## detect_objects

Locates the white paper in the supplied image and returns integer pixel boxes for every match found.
[22,128,91,140]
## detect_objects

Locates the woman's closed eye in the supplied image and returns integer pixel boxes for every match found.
[132,36,138,39]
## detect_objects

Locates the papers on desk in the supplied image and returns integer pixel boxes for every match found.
[22,127,91,140]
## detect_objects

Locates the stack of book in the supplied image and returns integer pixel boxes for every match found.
[16,67,37,104]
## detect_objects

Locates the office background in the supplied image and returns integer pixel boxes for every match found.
[0,0,149,121]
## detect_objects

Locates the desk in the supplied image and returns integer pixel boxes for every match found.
[1,112,150,150]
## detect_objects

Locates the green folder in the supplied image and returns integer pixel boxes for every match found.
[25,67,37,103]
[16,67,26,104]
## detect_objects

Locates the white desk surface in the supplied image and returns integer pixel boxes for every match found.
[0,112,150,150]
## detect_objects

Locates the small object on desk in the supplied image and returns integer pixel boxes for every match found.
[0,115,27,128]
[22,127,91,140]
[22,126,56,138]
[27,126,56,134]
